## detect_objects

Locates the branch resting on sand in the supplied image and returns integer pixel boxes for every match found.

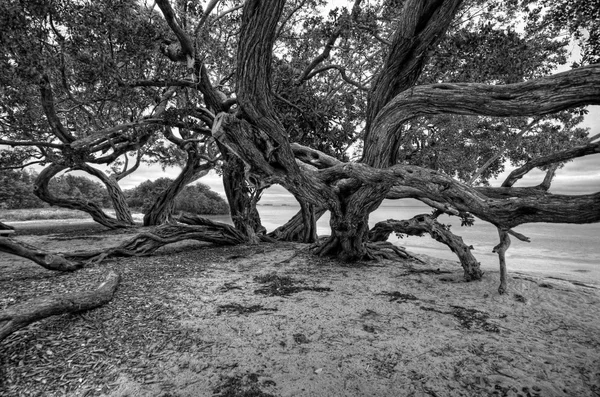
[0,237,81,271]
[0,271,120,341]
[369,214,483,281]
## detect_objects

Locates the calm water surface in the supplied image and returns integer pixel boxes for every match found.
[206,203,600,286]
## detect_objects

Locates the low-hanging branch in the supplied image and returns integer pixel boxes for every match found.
[368,214,483,281]
[366,64,600,167]
[0,237,81,271]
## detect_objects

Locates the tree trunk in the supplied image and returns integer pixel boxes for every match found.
[493,230,511,295]
[312,186,388,261]
[220,147,266,244]
[33,163,132,229]
[0,271,120,341]
[269,204,326,243]
[143,149,210,226]
[0,237,81,271]
[369,214,483,281]
[74,163,134,225]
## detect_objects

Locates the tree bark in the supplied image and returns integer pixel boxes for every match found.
[269,204,326,243]
[220,147,266,243]
[33,163,133,229]
[74,163,134,225]
[66,216,246,263]
[369,214,483,281]
[493,230,511,295]
[0,237,81,271]
[0,271,120,341]
[365,64,600,167]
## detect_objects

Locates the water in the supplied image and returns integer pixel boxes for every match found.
[206,202,600,286]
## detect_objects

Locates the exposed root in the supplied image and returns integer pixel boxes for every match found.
[0,237,81,271]
[0,271,120,341]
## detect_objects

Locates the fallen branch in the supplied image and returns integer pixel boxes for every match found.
[0,271,120,341]
[65,217,247,263]
[0,237,81,271]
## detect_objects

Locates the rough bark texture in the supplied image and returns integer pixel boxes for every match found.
[74,163,134,225]
[493,230,511,295]
[365,64,600,167]
[268,204,327,243]
[0,271,120,341]
[364,0,463,134]
[369,215,483,281]
[66,216,246,263]
[220,147,266,243]
[33,163,132,229]
[0,237,81,271]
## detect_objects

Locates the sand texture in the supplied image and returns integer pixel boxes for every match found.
[1,229,599,397]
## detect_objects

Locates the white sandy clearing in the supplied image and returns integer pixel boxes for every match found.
[1,230,599,397]
[103,246,600,397]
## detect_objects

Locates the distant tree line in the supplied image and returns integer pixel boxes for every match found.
[0,170,228,215]
[124,178,229,215]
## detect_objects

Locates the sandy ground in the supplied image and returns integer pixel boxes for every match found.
[1,225,599,397]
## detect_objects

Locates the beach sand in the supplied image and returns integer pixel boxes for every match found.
[1,227,599,396]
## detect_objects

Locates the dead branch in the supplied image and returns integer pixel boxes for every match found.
[0,237,81,271]
[0,271,120,341]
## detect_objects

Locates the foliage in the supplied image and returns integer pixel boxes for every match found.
[125,178,229,215]
[0,170,43,209]
[48,174,112,208]
[0,169,111,209]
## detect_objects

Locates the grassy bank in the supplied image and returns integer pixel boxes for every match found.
[0,208,114,222]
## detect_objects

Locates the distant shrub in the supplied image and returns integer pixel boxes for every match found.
[125,178,229,215]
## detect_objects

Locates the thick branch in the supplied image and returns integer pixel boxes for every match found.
[0,237,81,271]
[156,0,194,58]
[368,214,483,281]
[502,140,600,187]
[39,75,75,143]
[365,0,463,132]
[0,139,64,149]
[0,272,120,341]
[33,164,132,229]
[366,64,600,167]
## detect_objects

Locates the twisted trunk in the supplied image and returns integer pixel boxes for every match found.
[220,146,265,243]
[74,164,134,225]
[369,214,483,281]
[268,203,326,243]
[33,164,132,229]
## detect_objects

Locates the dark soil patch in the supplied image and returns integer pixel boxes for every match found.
[378,291,419,303]
[213,373,277,397]
[216,303,277,316]
[253,272,332,297]
[421,305,500,333]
